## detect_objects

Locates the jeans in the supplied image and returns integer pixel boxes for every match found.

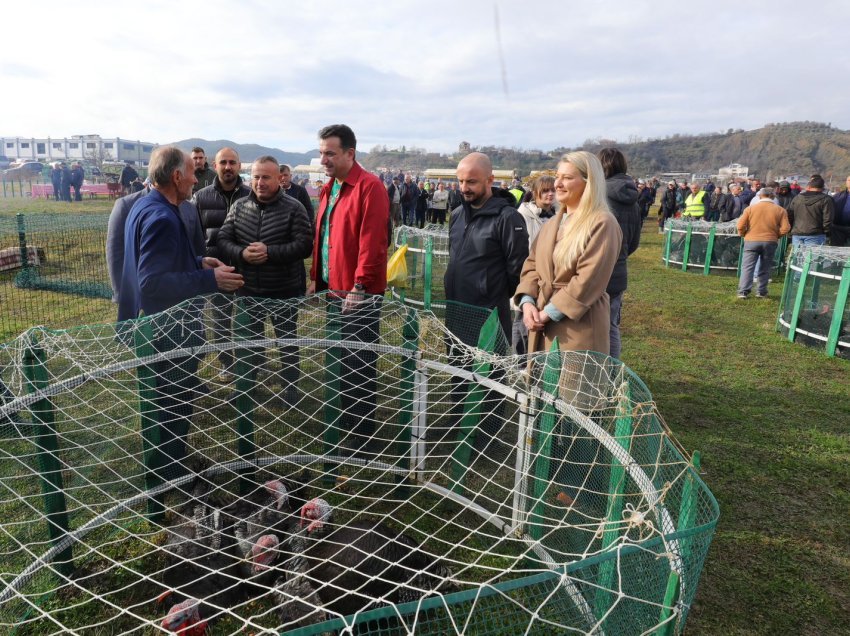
[791,234,826,247]
[738,241,778,296]
[608,291,623,359]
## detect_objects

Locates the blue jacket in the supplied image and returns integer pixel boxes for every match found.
[118,189,216,321]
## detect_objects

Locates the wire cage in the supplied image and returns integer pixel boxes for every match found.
[776,245,850,359]
[388,225,450,313]
[0,293,719,635]
[662,219,788,276]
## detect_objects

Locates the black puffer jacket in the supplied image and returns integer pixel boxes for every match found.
[193,176,251,260]
[604,174,641,296]
[217,189,313,298]
[445,190,529,339]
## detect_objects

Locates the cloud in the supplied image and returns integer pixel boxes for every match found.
[2,0,849,154]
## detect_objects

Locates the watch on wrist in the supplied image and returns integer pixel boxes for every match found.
[354,282,365,292]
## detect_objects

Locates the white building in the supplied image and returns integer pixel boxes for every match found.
[717,163,749,181]
[1,135,159,165]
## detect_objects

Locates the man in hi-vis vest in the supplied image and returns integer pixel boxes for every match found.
[683,182,708,219]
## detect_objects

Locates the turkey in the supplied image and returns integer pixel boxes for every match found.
[218,470,310,593]
[160,598,208,636]
[270,498,457,630]
[157,478,245,630]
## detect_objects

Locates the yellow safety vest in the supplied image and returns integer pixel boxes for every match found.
[684,191,706,217]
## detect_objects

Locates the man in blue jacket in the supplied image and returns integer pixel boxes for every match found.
[120,146,243,478]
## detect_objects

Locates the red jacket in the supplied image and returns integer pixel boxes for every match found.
[310,161,389,295]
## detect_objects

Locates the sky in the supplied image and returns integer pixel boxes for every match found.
[3,0,847,155]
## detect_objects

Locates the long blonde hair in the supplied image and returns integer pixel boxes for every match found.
[552,151,610,271]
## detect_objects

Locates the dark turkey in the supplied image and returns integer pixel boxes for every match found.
[272,498,456,630]
[158,479,245,630]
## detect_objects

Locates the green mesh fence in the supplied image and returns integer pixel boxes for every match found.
[389,225,450,312]
[0,213,113,341]
[662,219,788,276]
[0,293,718,635]
[776,245,850,359]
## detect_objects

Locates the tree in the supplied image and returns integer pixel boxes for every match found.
[84,146,113,174]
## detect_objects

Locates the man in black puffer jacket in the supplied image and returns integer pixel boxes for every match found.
[193,147,252,380]
[217,156,313,403]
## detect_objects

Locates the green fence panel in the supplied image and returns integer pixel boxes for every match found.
[23,331,73,576]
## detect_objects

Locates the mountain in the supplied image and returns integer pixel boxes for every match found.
[364,122,850,184]
[172,123,850,184]
[169,138,318,167]
[578,122,850,182]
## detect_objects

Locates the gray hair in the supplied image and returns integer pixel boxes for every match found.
[148,146,189,188]
[758,187,775,199]
[253,155,280,169]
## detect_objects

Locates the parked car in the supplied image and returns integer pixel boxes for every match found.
[0,156,12,170]
[9,161,44,177]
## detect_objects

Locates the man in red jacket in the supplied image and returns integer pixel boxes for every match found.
[309,124,390,456]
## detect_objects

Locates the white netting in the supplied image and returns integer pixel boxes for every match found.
[778,245,850,358]
[0,294,718,635]
[663,219,786,273]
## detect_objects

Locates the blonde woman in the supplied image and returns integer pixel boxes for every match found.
[514,151,622,355]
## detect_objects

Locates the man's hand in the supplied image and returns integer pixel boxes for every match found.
[341,286,367,314]
[213,265,243,292]
[202,257,224,269]
[242,242,268,265]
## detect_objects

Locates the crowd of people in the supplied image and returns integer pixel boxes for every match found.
[107,127,850,473]
[49,161,85,202]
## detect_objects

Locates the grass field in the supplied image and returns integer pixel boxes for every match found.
[0,196,848,633]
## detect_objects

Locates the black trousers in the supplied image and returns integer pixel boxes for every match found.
[327,296,382,442]
[238,295,300,386]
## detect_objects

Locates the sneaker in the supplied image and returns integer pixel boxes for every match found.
[755,293,768,299]
[737,293,749,300]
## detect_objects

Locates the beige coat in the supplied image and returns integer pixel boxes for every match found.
[513,208,622,354]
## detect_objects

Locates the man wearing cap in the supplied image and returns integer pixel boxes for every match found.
[786,174,833,247]
[829,175,850,246]
[736,187,791,299]
[776,180,797,210]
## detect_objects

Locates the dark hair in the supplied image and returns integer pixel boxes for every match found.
[596,147,627,179]
[149,146,188,187]
[808,174,825,189]
[318,124,357,150]
[191,146,205,154]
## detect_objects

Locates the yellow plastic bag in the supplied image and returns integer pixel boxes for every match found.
[386,244,408,288]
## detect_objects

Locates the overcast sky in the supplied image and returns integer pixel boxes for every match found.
[3,0,846,155]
